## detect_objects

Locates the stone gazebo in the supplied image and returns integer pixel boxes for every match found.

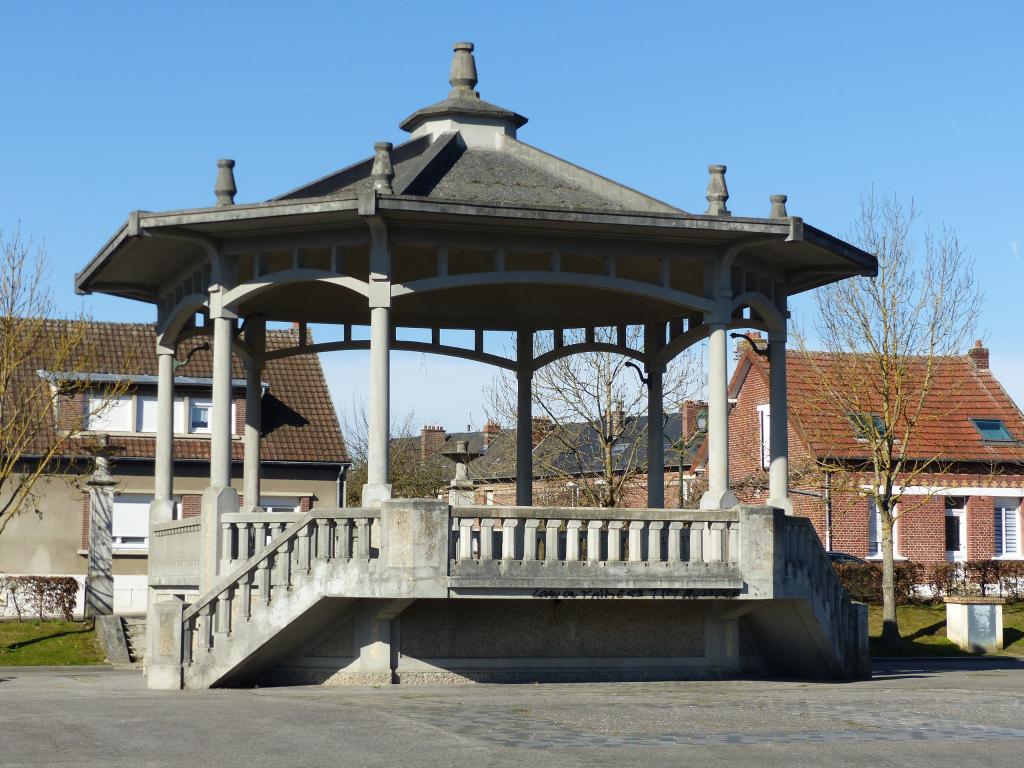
[77,43,876,688]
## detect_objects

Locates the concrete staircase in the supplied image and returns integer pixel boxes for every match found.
[121,617,146,666]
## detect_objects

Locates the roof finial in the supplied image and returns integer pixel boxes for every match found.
[705,164,730,216]
[371,142,394,194]
[769,194,788,218]
[448,41,479,100]
[214,159,236,206]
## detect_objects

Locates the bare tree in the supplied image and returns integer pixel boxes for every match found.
[341,397,448,506]
[795,193,981,648]
[487,327,703,508]
[0,229,130,535]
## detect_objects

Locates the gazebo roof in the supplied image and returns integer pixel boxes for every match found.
[75,41,876,334]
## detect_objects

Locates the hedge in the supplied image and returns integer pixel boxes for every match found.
[0,576,79,621]
[833,560,1024,604]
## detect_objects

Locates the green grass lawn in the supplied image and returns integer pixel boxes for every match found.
[868,603,1024,657]
[0,620,107,666]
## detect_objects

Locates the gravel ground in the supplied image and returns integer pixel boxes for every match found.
[1,659,1022,767]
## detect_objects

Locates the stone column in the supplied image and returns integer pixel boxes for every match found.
[243,317,266,512]
[200,303,239,592]
[85,453,117,617]
[362,305,392,506]
[151,345,176,523]
[766,331,793,513]
[701,323,738,510]
[516,328,533,507]
[209,315,234,489]
[645,322,665,508]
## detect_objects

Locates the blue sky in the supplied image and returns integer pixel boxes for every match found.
[2,2,1022,430]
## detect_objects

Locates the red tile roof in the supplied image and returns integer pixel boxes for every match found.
[21,321,347,465]
[739,347,1024,464]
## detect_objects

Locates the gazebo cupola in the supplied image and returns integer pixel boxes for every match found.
[76,41,876,592]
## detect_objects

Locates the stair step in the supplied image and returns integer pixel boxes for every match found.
[119,617,147,665]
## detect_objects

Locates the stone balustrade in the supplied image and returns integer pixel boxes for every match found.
[182,509,379,661]
[447,507,744,594]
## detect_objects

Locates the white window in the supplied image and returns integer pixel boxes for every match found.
[867,499,900,559]
[485,490,495,506]
[87,394,132,432]
[945,497,967,562]
[260,496,301,514]
[995,498,1021,558]
[136,395,186,433]
[189,399,212,434]
[757,404,771,470]
[111,494,149,549]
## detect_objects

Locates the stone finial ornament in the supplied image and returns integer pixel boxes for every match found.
[769,194,789,219]
[705,164,730,216]
[214,159,236,206]
[448,41,479,100]
[371,142,394,194]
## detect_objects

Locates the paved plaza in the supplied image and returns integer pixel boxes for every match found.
[1,659,1022,767]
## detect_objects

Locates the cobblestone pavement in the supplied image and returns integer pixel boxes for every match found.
[1,659,1022,767]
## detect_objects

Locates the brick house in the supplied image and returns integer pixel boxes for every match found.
[414,402,708,508]
[724,336,1024,564]
[0,321,348,614]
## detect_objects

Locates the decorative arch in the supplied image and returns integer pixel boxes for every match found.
[531,341,646,373]
[222,270,369,312]
[730,291,786,333]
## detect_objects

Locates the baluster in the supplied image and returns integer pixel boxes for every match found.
[278,541,293,587]
[215,588,232,635]
[646,521,664,562]
[316,518,332,560]
[689,522,706,563]
[566,520,582,561]
[198,604,214,650]
[545,520,561,562]
[354,518,370,559]
[458,517,474,560]
[256,559,271,604]
[627,521,645,562]
[707,522,726,562]
[607,521,624,562]
[524,519,540,560]
[296,524,312,574]
[337,519,353,559]
[449,517,459,560]
[221,522,234,564]
[502,518,519,560]
[667,521,685,562]
[586,520,602,562]
[238,574,252,620]
[253,521,268,552]
[479,519,495,560]
[727,522,740,562]
[182,622,193,664]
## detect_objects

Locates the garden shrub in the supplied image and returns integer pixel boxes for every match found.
[0,576,79,621]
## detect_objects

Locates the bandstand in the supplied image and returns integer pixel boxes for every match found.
[77,43,876,687]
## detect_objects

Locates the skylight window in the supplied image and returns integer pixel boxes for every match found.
[848,413,886,440]
[971,418,1013,442]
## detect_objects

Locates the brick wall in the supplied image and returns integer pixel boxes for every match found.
[59,392,86,433]
[898,495,945,562]
[234,395,246,435]
[967,495,995,560]
[181,494,201,518]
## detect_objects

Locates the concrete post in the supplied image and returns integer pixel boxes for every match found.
[362,305,392,506]
[766,333,793,513]
[154,348,175,506]
[201,309,239,592]
[645,322,665,508]
[210,315,234,489]
[243,317,266,511]
[85,454,117,617]
[146,596,184,690]
[701,323,738,510]
[516,328,533,507]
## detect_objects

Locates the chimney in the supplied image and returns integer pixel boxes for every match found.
[610,399,625,437]
[680,400,708,438]
[420,425,446,462]
[531,416,552,448]
[968,340,989,370]
[483,419,501,448]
